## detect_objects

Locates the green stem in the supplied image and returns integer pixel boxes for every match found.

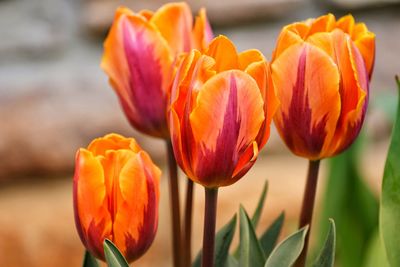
[295,160,321,267]
[166,141,182,267]
[183,179,194,267]
[202,187,218,267]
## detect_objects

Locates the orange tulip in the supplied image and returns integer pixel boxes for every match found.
[271,14,375,160]
[169,36,279,188]
[101,3,213,138]
[73,134,161,262]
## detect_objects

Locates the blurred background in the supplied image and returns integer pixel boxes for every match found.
[0,0,399,266]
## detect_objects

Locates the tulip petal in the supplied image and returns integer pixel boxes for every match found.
[170,51,216,179]
[336,14,355,35]
[112,151,160,262]
[74,149,112,259]
[206,35,239,72]
[308,13,336,36]
[88,134,141,156]
[193,8,214,51]
[231,141,259,183]
[272,43,341,159]
[245,60,279,148]
[272,24,307,60]
[150,2,193,54]
[354,30,375,77]
[101,8,173,137]
[139,10,153,20]
[189,70,264,187]
[238,49,265,70]
[329,33,369,155]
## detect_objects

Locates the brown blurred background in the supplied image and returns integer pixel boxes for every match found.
[0,0,399,266]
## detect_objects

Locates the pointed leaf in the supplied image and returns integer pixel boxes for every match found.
[264,226,309,267]
[83,250,99,267]
[193,214,237,267]
[251,181,268,227]
[318,136,378,267]
[259,212,285,258]
[233,181,268,259]
[103,239,129,267]
[381,76,400,266]
[239,206,266,267]
[312,219,336,267]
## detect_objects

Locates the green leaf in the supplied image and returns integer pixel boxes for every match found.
[251,181,268,228]
[317,138,378,267]
[381,76,400,266]
[239,206,266,267]
[193,214,237,267]
[363,229,390,267]
[264,226,309,267]
[226,255,239,267]
[82,250,99,267]
[103,239,129,267]
[259,212,285,258]
[233,181,268,259]
[312,219,336,267]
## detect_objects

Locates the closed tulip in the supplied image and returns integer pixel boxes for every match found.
[169,36,279,188]
[101,3,213,138]
[271,14,375,160]
[73,134,161,262]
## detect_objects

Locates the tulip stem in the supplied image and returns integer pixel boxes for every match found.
[295,160,321,267]
[202,187,218,267]
[166,141,182,267]
[183,179,194,267]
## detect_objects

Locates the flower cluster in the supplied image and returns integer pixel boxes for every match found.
[72,2,375,267]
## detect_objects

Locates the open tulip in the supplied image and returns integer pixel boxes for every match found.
[101,3,213,138]
[271,14,375,160]
[169,35,279,188]
[73,134,161,262]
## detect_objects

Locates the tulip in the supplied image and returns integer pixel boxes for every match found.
[169,35,278,267]
[270,14,375,267]
[271,13,375,160]
[101,3,213,138]
[169,35,278,188]
[73,134,161,263]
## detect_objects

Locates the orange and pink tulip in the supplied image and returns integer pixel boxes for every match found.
[169,36,279,188]
[271,14,375,160]
[73,134,161,262]
[101,3,213,138]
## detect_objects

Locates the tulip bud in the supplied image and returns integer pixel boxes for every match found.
[101,3,213,138]
[73,134,161,262]
[169,36,279,188]
[271,14,375,160]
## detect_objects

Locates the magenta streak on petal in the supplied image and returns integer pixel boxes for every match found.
[195,74,242,187]
[282,47,328,157]
[122,20,168,137]
[86,219,108,260]
[124,159,158,262]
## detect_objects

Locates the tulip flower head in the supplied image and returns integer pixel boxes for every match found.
[101,3,213,138]
[73,134,161,262]
[169,36,279,188]
[271,14,375,160]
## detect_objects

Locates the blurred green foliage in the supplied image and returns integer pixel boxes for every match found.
[318,139,378,267]
[380,76,400,267]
